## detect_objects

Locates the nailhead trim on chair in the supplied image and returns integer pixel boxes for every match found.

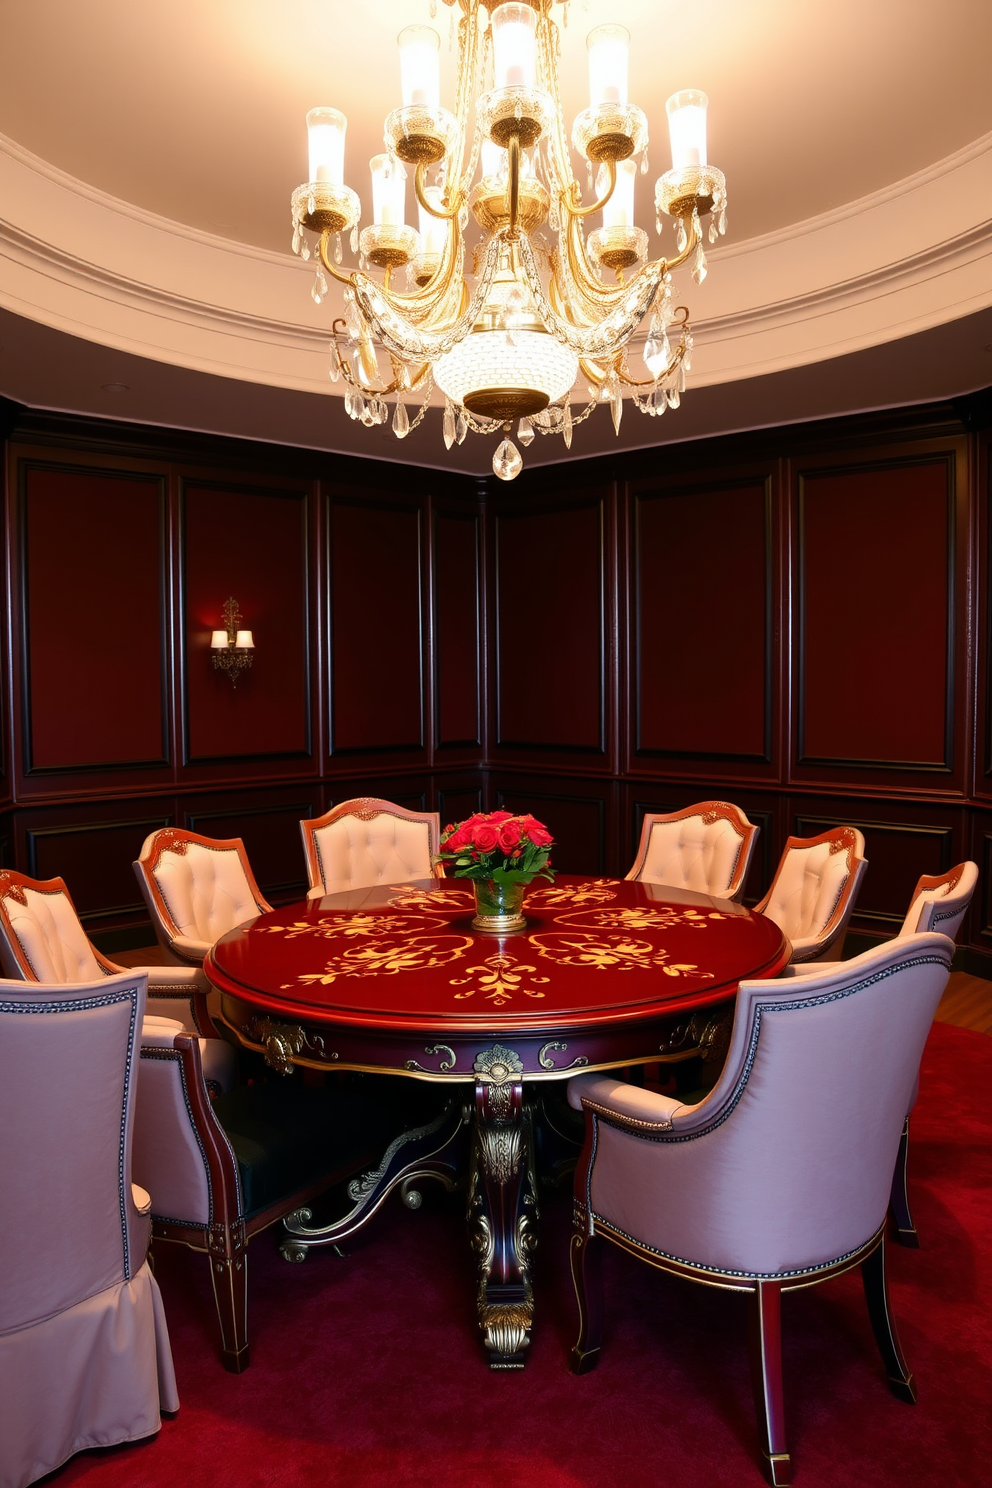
[584,1208,875,1282]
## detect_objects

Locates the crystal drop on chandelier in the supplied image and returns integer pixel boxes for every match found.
[691,242,707,285]
[517,417,535,447]
[392,400,410,439]
[442,400,457,451]
[493,439,522,482]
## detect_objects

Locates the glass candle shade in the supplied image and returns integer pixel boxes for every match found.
[666,89,708,169]
[587,24,629,106]
[307,107,347,186]
[602,158,636,229]
[370,153,406,226]
[417,186,448,255]
[491,3,538,89]
[397,25,440,108]
[210,630,229,650]
[235,630,254,650]
[480,138,507,181]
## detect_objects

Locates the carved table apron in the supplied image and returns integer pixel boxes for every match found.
[206,875,790,1367]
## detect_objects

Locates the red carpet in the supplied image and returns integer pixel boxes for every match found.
[51,1022,991,1488]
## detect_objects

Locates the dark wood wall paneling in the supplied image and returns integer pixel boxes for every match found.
[4,397,992,965]
[488,486,614,768]
[482,410,989,963]
[182,477,313,773]
[2,430,478,940]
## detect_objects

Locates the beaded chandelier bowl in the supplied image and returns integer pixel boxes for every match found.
[290,0,727,479]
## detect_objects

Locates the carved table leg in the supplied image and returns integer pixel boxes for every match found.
[468,1076,539,1368]
[280,1097,466,1257]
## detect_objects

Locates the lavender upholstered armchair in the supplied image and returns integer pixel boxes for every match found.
[889,861,978,1246]
[625,801,758,901]
[566,932,954,1487]
[0,868,236,1094]
[0,972,178,1488]
[300,797,443,901]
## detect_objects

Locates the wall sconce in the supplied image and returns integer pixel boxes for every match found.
[210,597,254,688]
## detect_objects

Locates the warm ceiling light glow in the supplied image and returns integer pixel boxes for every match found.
[291,0,727,479]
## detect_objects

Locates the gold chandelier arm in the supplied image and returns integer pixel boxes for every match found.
[331,321,431,399]
[317,231,358,288]
[517,231,665,360]
[563,208,629,309]
[561,161,617,221]
[660,212,701,276]
[414,163,462,220]
[351,230,501,361]
[579,356,609,387]
[507,133,521,239]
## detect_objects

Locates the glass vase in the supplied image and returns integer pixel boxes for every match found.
[471,878,527,934]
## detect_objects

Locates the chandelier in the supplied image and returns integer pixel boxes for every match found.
[290,0,727,480]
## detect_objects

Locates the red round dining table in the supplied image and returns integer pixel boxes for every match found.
[207,874,790,1366]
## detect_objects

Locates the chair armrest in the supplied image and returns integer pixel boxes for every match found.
[142,964,209,991]
[140,963,219,1036]
[567,1072,687,1131]
[788,934,826,962]
[141,1016,186,1042]
[132,1183,152,1215]
[169,934,213,962]
[306,884,325,902]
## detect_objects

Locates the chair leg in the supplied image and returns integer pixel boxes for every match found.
[889,1117,920,1247]
[861,1239,916,1404]
[569,1229,604,1374]
[747,1281,792,1487]
[210,1248,250,1372]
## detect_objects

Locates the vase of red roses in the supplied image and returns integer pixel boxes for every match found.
[435,810,555,933]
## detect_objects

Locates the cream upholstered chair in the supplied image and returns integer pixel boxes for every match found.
[566,933,954,1487]
[133,827,272,966]
[0,971,178,1487]
[300,797,443,900]
[625,801,758,900]
[755,825,867,963]
[889,860,978,1247]
[897,861,978,941]
[133,1022,433,1372]
[0,868,236,1094]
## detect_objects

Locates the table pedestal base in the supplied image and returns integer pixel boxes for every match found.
[279,1074,545,1367]
[469,1079,539,1368]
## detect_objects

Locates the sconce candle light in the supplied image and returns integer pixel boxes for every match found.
[211,597,254,687]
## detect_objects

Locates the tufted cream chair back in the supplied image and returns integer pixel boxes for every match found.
[134,828,271,961]
[301,798,442,899]
[0,873,107,984]
[899,860,977,942]
[152,842,261,940]
[626,802,758,901]
[756,827,867,962]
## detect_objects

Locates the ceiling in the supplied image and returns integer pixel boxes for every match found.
[1,0,990,473]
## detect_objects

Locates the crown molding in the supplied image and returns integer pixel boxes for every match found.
[1,129,991,394]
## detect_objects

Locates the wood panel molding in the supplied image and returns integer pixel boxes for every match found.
[795,449,963,781]
[629,475,775,771]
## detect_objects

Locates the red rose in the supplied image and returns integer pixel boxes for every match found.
[473,823,499,852]
[523,819,552,847]
[488,810,513,824]
[445,827,469,853]
[498,819,522,851]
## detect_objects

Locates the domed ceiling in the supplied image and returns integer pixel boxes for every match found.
[1,0,990,472]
